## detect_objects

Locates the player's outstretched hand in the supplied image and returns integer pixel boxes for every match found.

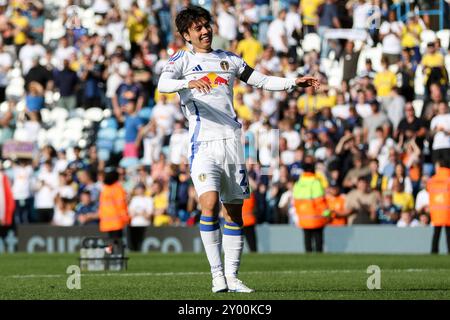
[188,79,212,94]
[296,76,320,90]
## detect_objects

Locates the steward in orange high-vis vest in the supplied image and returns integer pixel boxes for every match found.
[293,158,330,252]
[99,168,129,239]
[326,195,347,226]
[427,161,450,254]
[326,182,348,226]
[242,191,257,252]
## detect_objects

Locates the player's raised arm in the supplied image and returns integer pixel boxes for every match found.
[238,62,320,91]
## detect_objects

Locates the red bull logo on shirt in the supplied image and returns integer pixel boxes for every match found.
[199,73,229,88]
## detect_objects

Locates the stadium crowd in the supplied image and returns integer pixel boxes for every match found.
[0,0,449,231]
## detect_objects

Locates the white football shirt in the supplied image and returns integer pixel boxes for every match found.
[160,49,247,142]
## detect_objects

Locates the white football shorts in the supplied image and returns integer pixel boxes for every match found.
[189,137,250,203]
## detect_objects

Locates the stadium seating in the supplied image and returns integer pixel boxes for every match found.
[40,108,51,123]
[84,107,104,122]
[138,107,153,122]
[114,139,126,154]
[100,117,119,130]
[414,64,425,96]
[445,55,450,78]
[50,107,69,125]
[412,100,424,117]
[359,45,383,72]
[5,68,25,99]
[98,149,111,161]
[327,61,343,88]
[436,29,450,50]
[420,29,437,53]
[65,117,84,130]
[97,127,117,141]
[119,157,140,169]
[96,139,114,152]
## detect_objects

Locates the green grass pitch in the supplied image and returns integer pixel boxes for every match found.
[0,253,449,299]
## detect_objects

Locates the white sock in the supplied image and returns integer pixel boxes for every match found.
[222,222,244,280]
[200,216,223,278]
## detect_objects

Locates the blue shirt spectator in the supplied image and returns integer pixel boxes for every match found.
[124,114,143,143]
[116,83,143,108]
[75,191,99,226]
[25,94,44,112]
[319,1,339,28]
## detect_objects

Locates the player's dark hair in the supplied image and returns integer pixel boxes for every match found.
[175,5,212,41]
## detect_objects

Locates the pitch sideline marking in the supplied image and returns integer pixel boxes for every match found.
[7,269,450,279]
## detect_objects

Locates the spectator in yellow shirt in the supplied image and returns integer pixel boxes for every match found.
[401,14,423,63]
[421,42,448,101]
[126,2,148,56]
[300,0,323,34]
[151,180,171,227]
[297,86,333,115]
[373,57,397,99]
[10,7,28,47]
[236,25,263,68]
[422,42,445,69]
[234,92,253,121]
[392,178,415,212]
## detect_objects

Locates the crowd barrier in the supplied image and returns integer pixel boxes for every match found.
[0,225,447,254]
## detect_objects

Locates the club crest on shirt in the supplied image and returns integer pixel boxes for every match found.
[198,173,207,182]
[220,60,229,71]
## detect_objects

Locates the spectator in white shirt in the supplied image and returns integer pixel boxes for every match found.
[129,183,153,227]
[153,49,169,79]
[128,183,153,251]
[415,175,430,216]
[256,46,282,74]
[151,94,183,139]
[217,0,238,42]
[106,8,127,48]
[18,34,46,75]
[280,137,295,166]
[267,9,288,55]
[140,120,163,166]
[285,3,302,60]
[53,36,76,71]
[12,159,35,224]
[21,109,41,144]
[52,199,76,227]
[396,210,421,227]
[34,160,58,223]
[348,0,373,30]
[379,10,403,65]
[54,150,68,173]
[92,0,111,15]
[106,60,127,109]
[281,120,301,151]
[52,184,76,226]
[0,41,12,103]
[430,102,450,164]
[168,120,189,165]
